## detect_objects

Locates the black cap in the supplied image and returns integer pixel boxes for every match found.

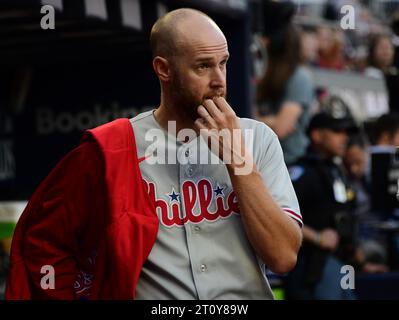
[307,113,357,133]
[307,96,358,134]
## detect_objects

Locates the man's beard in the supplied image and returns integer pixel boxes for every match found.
[169,71,226,122]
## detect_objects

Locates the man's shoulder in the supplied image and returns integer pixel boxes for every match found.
[130,109,156,126]
[239,117,281,165]
[239,117,277,140]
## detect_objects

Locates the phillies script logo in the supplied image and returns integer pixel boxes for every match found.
[144,179,240,227]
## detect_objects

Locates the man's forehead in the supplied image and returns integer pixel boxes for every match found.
[176,35,228,57]
[192,42,228,56]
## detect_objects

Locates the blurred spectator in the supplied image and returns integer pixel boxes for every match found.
[390,11,399,112]
[367,113,399,269]
[317,27,347,70]
[344,135,389,273]
[256,1,314,166]
[301,27,319,66]
[365,33,399,112]
[369,113,399,147]
[285,97,358,299]
[391,10,399,70]
[365,33,395,78]
[367,112,399,217]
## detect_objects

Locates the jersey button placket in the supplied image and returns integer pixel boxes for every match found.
[184,147,196,178]
[187,166,194,177]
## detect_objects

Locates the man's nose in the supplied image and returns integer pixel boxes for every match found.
[210,67,225,88]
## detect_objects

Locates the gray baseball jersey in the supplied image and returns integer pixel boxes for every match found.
[131,110,302,300]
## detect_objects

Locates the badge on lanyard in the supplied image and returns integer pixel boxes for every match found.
[333,179,347,203]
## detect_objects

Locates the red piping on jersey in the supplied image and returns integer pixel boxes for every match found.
[282,208,303,225]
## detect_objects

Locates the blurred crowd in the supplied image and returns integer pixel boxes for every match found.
[253,0,399,299]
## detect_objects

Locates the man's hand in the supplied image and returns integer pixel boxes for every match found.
[318,228,339,251]
[194,97,302,273]
[194,97,253,175]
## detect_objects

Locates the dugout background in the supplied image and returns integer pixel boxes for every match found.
[0,0,252,200]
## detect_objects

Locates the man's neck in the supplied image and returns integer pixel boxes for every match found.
[154,102,197,137]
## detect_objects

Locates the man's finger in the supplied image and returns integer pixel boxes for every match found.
[203,99,223,122]
[212,96,233,114]
[197,104,218,128]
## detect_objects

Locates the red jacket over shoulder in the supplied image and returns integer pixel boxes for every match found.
[5,119,158,299]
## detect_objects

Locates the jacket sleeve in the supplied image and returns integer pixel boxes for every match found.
[6,139,107,299]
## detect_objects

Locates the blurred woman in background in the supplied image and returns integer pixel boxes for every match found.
[365,33,398,112]
[317,27,347,70]
[256,14,315,166]
[365,33,395,78]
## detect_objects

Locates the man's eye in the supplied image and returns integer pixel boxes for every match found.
[198,64,210,70]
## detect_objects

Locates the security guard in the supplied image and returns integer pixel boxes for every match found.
[285,97,358,300]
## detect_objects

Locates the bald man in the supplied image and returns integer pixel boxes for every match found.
[6,8,302,300]
[132,8,303,299]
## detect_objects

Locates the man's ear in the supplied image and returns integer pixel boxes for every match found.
[153,56,170,82]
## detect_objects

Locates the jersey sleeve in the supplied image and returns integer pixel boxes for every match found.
[256,124,303,227]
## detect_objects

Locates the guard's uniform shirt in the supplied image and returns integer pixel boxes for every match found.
[290,153,355,236]
[288,151,356,288]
